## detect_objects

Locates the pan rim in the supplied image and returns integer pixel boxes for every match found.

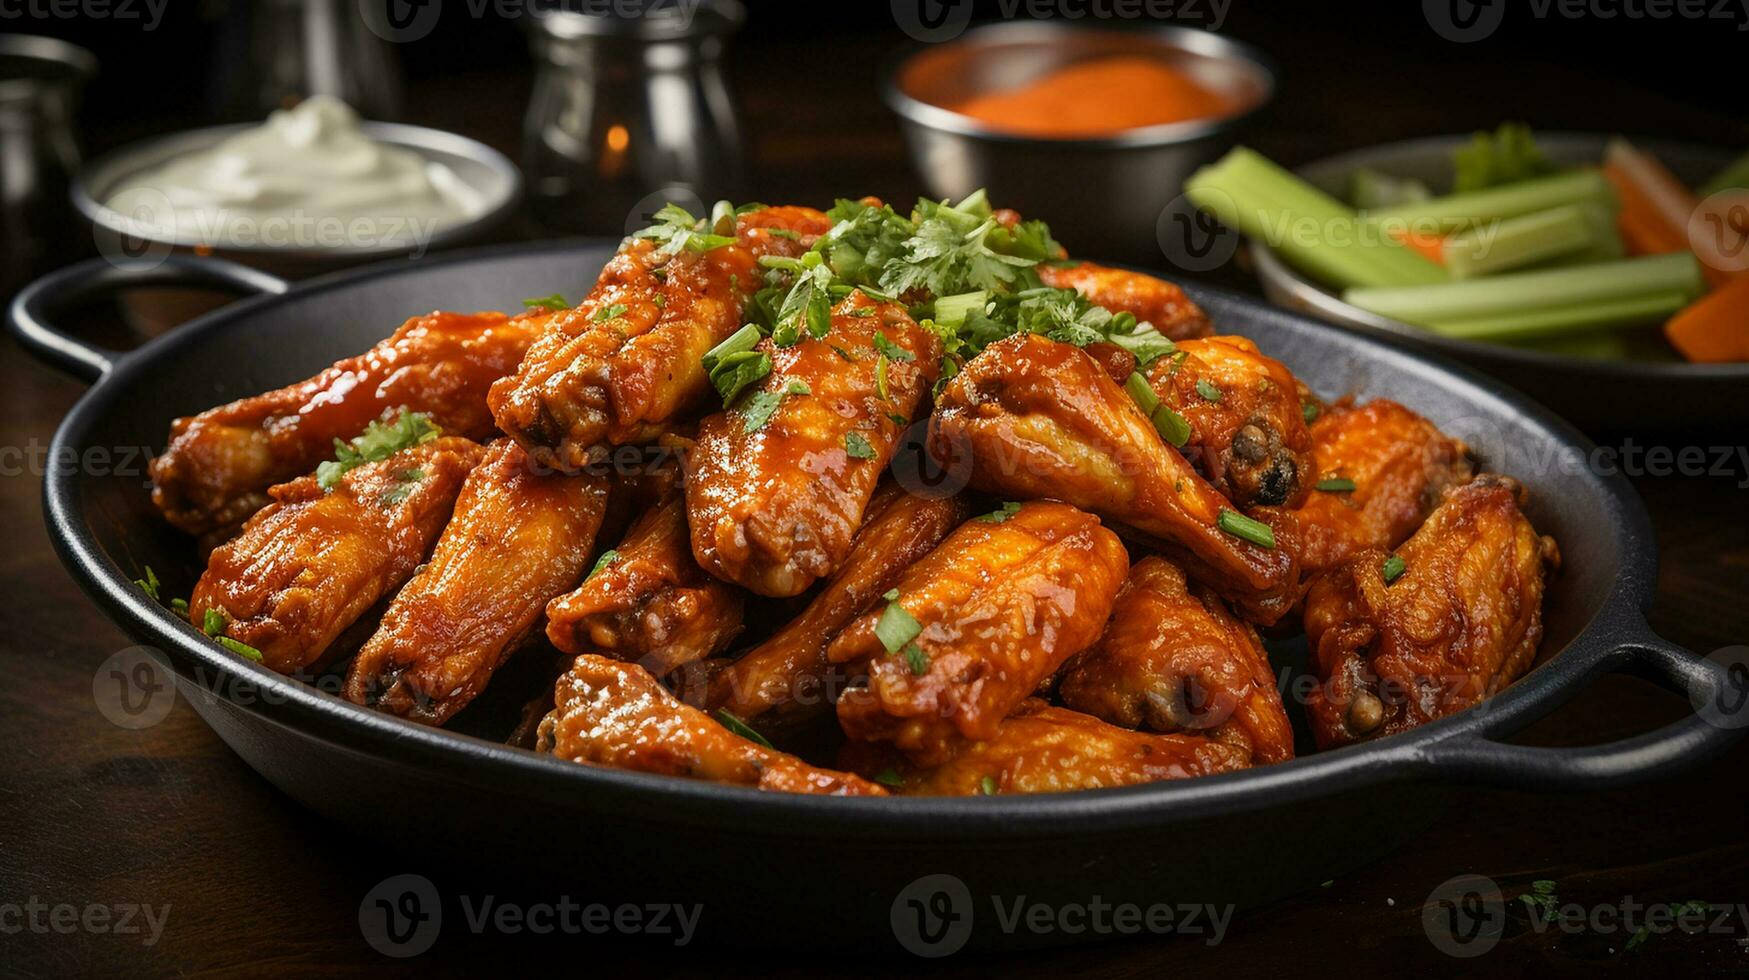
[41,238,1660,838]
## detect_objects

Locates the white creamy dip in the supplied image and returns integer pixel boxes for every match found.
[104,96,486,251]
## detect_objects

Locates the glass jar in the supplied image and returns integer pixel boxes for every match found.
[1,36,96,297]
[523,0,746,235]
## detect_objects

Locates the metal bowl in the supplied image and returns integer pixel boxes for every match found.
[1248,132,1749,436]
[884,22,1273,262]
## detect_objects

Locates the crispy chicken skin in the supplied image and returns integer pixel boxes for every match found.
[489,207,830,472]
[344,440,609,724]
[930,333,1297,624]
[1150,336,1315,509]
[189,437,485,675]
[1059,557,1294,764]
[1274,399,1474,577]
[1036,261,1212,340]
[1302,477,1559,749]
[706,484,968,732]
[545,491,744,677]
[829,501,1129,765]
[842,700,1249,795]
[538,654,886,796]
[151,310,543,539]
[686,291,943,597]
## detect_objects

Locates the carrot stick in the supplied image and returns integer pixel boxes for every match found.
[1665,271,1749,362]
[1602,161,1687,256]
[1606,138,1738,286]
[1388,227,1447,265]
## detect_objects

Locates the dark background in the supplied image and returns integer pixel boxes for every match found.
[4,0,1748,975]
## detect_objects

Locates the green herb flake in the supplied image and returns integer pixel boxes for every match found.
[586,549,621,580]
[978,501,1023,524]
[882,588,901,601]
[1196,378,1222,402]
[1302,400,1321,424]
[169,597,189,616]
[764,227,800,240]
[874,601,924,654]
[217,636,263,662]
[740,380,811,433]
[845,432,876,460]
[1151,404,1191,448]
[1382,554,1407,584]
[902,642,929,676]
[631,203,737,257]
[316,411,442,491]
[201,607,229,637]
[1316,477,1357,493]
[978,775,999,796]
[874,767,904,788]
[715,709,774,749]
[875,355,891,401]
[872,331,915,363]
[522,293,569,312]
[593,303,629,322]
[830,344,857,362]
[133,566,160,601]
[1217,509,1276,549]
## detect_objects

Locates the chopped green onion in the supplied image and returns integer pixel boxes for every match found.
[845,433,875,460]
[872,331,915,363]
[885,411,909,427]
[763,227,800,240]
[740,380,810,433]
[1217,509,1276,549]
[716,709,774,748]
[1315,477,1357,492]
[708,350,772,405]
[522,293,569,312]
[217,636,263,662]
[830,344,857,362]
[1382,554,1407,584]
[875,355,891,401]
[586,550,620,580]
[1123,371,1161,415]
[202,607,228,637]
[593,303,629,322]
[902,643,929,676]
[874,601,923,654]
[133,565,160,601]
[169,597,189,616]
[978,775,999,796]
[1196,378,1222,402]
[882,588,900,601]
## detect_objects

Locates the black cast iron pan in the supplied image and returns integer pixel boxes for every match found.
[11,244,1746,953]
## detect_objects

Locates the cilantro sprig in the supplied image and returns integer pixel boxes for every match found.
[316,411,441,491]
[631,203,738,258]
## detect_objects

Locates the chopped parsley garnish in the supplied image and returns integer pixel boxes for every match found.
[874,601,924,654]
[522,293,568,312]
[772,263,833,347]
[631,203,738,257]
[978,775,999,796]
[902,643,929,676]
[978,501,1023,523]
[715,709,774,748]
[1316,477,1357,492]
[845,432,875,460]
[316,411,441,491]
[1217,509,1276,549]
[830,344,857,362]
[741,379,810,433]
[379,467,425,506]
[1382,554,1407,583]
[1302,400,1322,424]
[586,549,621,580]
[878,197,1033,297]
[1196,378,1222,402]
[133,565,160,601]
[593,303,628,322]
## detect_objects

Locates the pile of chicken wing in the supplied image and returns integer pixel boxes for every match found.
[147,196,1560,797]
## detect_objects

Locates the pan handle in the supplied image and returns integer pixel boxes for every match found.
[1417,628,1747,790]
[6,256,290,384]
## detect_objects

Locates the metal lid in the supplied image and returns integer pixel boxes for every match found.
[529,0,745,42]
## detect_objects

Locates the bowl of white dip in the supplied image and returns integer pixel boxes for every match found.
[74,96,520,275]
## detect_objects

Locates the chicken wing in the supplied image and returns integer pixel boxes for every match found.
[705,484,968,734]
[537,654,886,796]
[1270,399,1474,578]
[930,333,1297,623]
[829,501,1128,765]
[1147,336,1314,509]
[189,437,485,675]
[1059,557,1294,764]
[344,440,609,724]
[841,700,1249,795]
[489,206,830,472]
[151,310,543,540]
[1036,261,1212,340]
[545,491,744,677]
[686,291,943,596]
[1302,476,1559,749]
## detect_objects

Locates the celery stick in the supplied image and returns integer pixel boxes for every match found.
[1364,170,1617,234]
[1442,203,1602,279]
[1186,151,1446,289]
[1342,253,1703,324]
[1423,290,1687,342]
[1699,148,1749,197]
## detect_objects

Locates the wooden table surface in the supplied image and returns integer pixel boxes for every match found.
[3,6,1747,976]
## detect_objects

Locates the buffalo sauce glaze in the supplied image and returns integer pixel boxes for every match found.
[952,55,1236,138]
